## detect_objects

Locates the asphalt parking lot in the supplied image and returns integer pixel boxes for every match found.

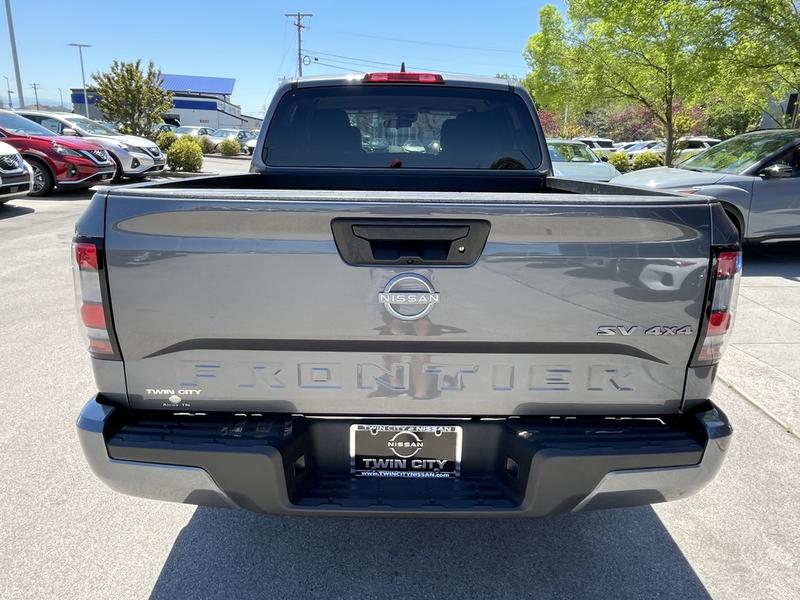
[1,166,798,599]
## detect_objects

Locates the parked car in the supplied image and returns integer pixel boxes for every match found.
[216,128,253,152]
[75,72,737,519]
[402,139,426,153]
[673,136,721,163]
[244,137,257,155]
[175,126,228,150]
[152,123,178,135]
[0,110,114,196]
[626,140,666,162]
[614,141,640,152]
[0,140,33,204]
[612,128,800,243]
[368,137,390,152]
[17,111,165,181]
[548,139,620,181]
[575,136,615,155]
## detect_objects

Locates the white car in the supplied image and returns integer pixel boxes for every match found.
[0,140,33,205]
[174,126,228,151]
[574,136,615,155]
[674,136,721,162]
[548,139,620,181]
[626,140,665,160]
[17,111,165,181]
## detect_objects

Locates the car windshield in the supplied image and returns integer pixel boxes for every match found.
[680,130,800,174]
[68,117,119,136]
[548,142,597,162]
[264,85,542,169]
[0,112,56,136]
[175,127,198,135]
[218,130,237,137]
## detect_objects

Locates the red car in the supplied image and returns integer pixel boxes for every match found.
[0,110,116,196]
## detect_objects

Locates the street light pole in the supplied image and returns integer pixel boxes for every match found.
[2,75,13,109]
[57,87,64,108]
[4,0,25,108]
[68,42,92,117]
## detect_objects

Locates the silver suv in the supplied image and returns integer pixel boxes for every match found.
[16,111,165,181]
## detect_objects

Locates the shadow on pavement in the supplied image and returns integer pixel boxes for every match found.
[0,204,34,220]
[743,241,800,281]
[150,506,710,600]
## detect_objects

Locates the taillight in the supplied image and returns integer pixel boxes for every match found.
[363,72,444,84]
[692,249,741,365]
[72,240,119,359]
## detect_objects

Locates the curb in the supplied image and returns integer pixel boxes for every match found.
[149,170,218,178]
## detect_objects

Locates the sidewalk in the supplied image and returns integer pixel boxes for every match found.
[717,242,800,436]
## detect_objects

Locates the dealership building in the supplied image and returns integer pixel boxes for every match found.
[71,74,263,129]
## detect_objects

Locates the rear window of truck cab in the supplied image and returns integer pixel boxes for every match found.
[263,85,542,170]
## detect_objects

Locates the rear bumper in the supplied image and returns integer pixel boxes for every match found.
[77,397,731,517]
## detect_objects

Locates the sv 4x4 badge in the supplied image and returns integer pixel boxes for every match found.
[597,325,694,336]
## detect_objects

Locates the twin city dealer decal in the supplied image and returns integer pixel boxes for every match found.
[379,273,440,321]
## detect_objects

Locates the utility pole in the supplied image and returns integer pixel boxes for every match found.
[3,75,13,109]
[57,87,64,108]
[30,82,40,110]
[285,12,312,77]
[4,0,25,108]
[68,42,92,117]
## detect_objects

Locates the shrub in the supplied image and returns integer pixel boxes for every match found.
[607,152,630,173]
[632,150,663,170]
[167,137,203,172]
[196,135,216,154]
[219,138,241,156]
[156,131,177,152]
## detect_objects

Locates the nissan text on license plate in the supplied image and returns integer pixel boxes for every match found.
[350,424,462,478]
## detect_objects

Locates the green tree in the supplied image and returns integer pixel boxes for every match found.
[524,2,727,164]
[92,60,173,136]
[522,5,573,113]
[715,0,800,127]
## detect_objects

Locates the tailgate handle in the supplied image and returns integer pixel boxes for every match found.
[332,218,490,266]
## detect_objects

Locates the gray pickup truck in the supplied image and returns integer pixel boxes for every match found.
[75,73,739,517]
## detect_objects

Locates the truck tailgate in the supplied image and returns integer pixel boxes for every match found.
[103,190,711,415]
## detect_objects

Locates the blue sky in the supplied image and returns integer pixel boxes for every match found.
[1,0,559,117]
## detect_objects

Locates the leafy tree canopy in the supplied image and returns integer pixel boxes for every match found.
[523,1,800,163]
[92,60,173,136]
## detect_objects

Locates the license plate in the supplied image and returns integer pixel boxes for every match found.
[350,424,462,478]
[8,186,18,194]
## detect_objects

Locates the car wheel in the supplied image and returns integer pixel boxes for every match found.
[109,154,124,183]
[27,158,55,197]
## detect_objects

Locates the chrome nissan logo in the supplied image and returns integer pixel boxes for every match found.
[387,431,424,458]
[378,273,440,321]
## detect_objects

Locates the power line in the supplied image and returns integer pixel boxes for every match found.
[312,61,365,73]
[305,50,480,77]
[309,48,516,70]
[331,30,519,54]
[285,12,313,77]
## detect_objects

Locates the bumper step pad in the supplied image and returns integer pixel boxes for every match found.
[79,399,731,517]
